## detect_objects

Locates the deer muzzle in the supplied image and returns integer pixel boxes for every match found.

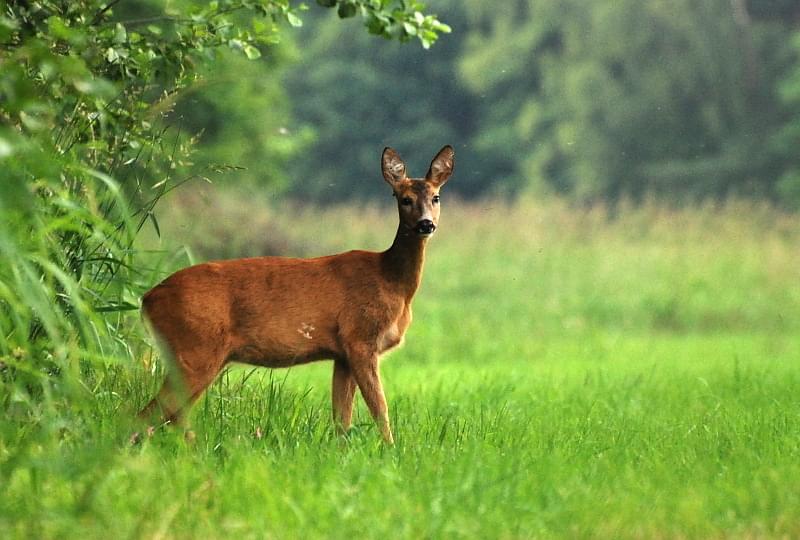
[415,219,436,236]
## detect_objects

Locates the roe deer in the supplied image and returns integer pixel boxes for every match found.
[138,145,455,443]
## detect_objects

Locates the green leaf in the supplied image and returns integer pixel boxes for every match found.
[147,211,160,238]
[0,18,14,42]
[433,21,452,33]
[46,16,71,40]
[84,140,108,152]
[338,3,357,18]
[366,15,384,35]
[19,111,45,131]
[105,47,119,63]
[0,136,14,159]
[421,29,438,43]
[94,302,140,313]
[243,44,262,59]
[316,0,337,7]
[0,15,18,30]
[286,12,303,27]
[113,23,127,44]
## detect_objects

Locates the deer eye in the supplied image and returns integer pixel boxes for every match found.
[432,195,440,203]
[401,197,413,206]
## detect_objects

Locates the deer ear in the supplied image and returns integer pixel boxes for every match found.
[426,145,454,187]
[382,147,407,186]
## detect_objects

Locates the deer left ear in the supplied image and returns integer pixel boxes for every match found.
[382,147,407,187]
[426,145,455,187]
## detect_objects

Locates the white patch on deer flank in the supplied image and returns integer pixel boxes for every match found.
[297,322,315,340]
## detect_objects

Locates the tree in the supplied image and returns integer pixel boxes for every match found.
[774,32,800,209]
[459,0,779,201]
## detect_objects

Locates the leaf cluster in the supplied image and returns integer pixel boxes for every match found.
[316,0,450,48]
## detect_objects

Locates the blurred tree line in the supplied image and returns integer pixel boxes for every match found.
[15,0,792,206]
[260,0,800,205]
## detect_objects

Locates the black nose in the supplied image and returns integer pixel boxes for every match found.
[415,219,436,235]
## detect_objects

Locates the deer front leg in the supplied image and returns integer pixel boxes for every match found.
[332,358,357,434]
[347,349,394,444]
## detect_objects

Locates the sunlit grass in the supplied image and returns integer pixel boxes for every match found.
[3,347,799,538]
[2,190,800,538]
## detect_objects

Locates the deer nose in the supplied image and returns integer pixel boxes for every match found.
[415,219,436,235]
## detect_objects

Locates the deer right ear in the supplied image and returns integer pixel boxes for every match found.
[425,145,454,187]
[382,147,407,186]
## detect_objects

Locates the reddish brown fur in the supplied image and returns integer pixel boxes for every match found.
[139,145,454,443]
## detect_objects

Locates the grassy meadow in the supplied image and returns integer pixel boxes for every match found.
[2,189,800,538]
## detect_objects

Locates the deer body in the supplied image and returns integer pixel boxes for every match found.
[139,146,454,443]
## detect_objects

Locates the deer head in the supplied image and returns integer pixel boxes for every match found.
[382,145,455,238]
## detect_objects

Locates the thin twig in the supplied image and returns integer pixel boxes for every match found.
[91,0,124,25]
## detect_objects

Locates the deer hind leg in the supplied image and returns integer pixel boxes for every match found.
[139,343,226,426]
[346,345,393,444]
[332,358,357,434]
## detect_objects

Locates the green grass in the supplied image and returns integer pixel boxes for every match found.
[2,193,800,538]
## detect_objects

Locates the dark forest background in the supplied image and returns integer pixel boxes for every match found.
[175,0,800,205]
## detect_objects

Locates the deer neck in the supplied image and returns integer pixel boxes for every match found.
[381,223,427,300]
